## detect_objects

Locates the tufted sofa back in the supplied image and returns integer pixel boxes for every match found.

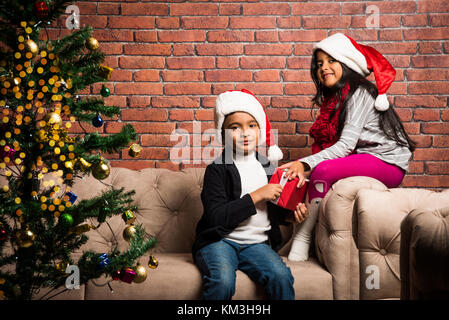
[70,167,206,255]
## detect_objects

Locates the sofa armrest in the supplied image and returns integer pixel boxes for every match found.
[314,176,387,300]
[400,206,449,300]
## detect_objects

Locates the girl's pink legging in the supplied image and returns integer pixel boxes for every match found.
[307,153,405,202]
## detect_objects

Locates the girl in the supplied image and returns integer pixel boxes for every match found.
[280,33,416,261]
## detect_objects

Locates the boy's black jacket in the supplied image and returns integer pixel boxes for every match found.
[192,149,292,260]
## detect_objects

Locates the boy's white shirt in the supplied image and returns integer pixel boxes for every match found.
[224,150,271,244]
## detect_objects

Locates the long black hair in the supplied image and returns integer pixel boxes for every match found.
[310,49,416,152]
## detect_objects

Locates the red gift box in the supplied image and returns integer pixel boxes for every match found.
[269,168,307,211]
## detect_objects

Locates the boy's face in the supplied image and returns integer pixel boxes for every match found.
[222,111,260,155]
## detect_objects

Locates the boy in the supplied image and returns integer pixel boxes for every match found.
[192,89,308,300]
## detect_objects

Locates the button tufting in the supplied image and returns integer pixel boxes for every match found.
[379,249,387,256]
[173,210,178,215]
[153,183,158,188]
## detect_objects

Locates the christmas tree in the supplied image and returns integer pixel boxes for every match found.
[0,1,157,300]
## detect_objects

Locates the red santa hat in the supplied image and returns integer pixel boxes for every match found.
[314,33,396,111]
[214,89,283,162]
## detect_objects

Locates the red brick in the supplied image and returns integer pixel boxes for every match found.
[304,16,351,29]
[164,83,211,95]
[409,82,449,94]
[291,2,341,15]
[158,30,206,42]
[109,70,132,82]
[161,70,203,82]
[366,1,416,13]
[169,109,194,122]
[433,136,449,147]
[379,30,403,41]
[284,83,316,95]
[277,16,301,29]
[115,83,163,95]
[409,135,432,148]
[255,31,279,42]
[212,83,235,95]
[266,108,288,121]
[395,96,447,108]
[395,108,413,122]
[418,0,449,12]
[407,161,425,174]
[229,17,276,29]
[80,15,107,29]
[123,44,171,56]
[279,135,308,147]
[290,109,314,122]
[141,134,175,147]
[170,3,218,16]
[134,31,158,43]
[294,43,314,56]
[402,15,428,27]
[240,56,285,69]
[216,57,239,69]
[99,43,123,55]
[254,70,280,82]
[134,70,160,82]
[402,175,449,188]
[166,57,215,69]
[181,16,228,29]
[157,161,180,171]
[406,69,449,81]
[121,109,168,122]
[404,28,449,40]
[98,3,120,15]
[207,30,254,42]
[108,16,155,29]
[151,96,200,108]
[195,110,214,121]
[282,70,311,82]
[279,30,327,42]
[342,2,364,14]
[351,15,401,28]
[219,4,241,15]
[128,96,151,108]
[92,30,133,42]
[429,14,449,27]
[235,83,283,95]
[413,109,440,121]
[286,56,312,69]
[419,42,443,54]
[155,17,180,29]
[414,148,449,161]
[412,56,449,68]
[426,162,449,175]
[271,96,314,109]
[243,3,290,15]
[244,44,292,55]
[196,43,243,56]
[205,70,252,82]
[421,122,449,134]
[122,147,169,160]
[173,44,195,56]
[119,56,165,69]
[122,3,168,16]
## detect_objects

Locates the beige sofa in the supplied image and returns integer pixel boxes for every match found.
[4,167,448,300]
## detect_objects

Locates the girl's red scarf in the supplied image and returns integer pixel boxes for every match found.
[309,83,350,154]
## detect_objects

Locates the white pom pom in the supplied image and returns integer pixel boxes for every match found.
[267,145,283,162]
[375,94,390,111]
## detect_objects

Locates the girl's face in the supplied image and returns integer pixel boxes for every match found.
[222,112,260,155]
[315,50,343,88]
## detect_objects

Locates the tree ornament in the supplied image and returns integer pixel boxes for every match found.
[60,213,74,227]
[15,227,36,248]
[133,263,147,284]
[91,113,103,127]
[111,270,121,281]
[98,253,110,270]
[123,225,137,242]
[128,143,142,158]
[66,191,78,204]
[98,65,113,80]
[122,210,136,225]
[56,261,69,273]
[34,1,49,20]
[100,85,110,97]
[24,38,39,58]
[91,159,110,180]
[69,224,95,235]
[0,224,7,242]
[78,158,92,171]
[119,267,136,284]
[86,37,99,51]
[44,112,62,126]
[148,255,159,269]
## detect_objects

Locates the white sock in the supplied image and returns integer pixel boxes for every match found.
[287,198,322,262]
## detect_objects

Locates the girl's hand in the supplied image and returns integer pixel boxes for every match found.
[286,202,309,224]
[278,161,307,188]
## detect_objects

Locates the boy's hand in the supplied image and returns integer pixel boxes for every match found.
[286,202,309,224]
[250,184,283,204]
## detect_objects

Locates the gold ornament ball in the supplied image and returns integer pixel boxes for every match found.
[148,255,158,269]
[123,225,137,242]
[78,158,92,171]
[16,229,36,248]
[133,263,147,284]
[86,37,99,50]
[44,112,62,126]
[91,161,110,180]
[56,261,69,273]
[25,39,39,57]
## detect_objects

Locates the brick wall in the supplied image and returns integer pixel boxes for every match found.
[51,0,448,190]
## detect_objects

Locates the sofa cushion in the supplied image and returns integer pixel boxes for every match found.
[82,253,333,300]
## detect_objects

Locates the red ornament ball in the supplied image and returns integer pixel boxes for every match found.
[34,1,49,19]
